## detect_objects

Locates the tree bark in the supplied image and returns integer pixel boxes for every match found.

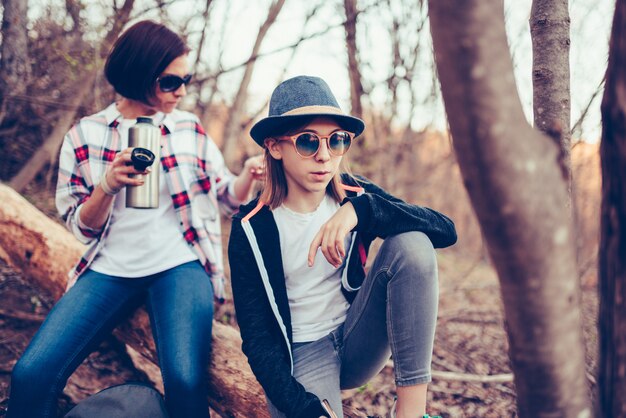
[7,0,135,193]
[0,0,31,125]
[0,184,366,418]
[342,0,372,172]
[429,1,591,417]
[598,0,626,416]
[0,0,30,88]
[530,0,571,189]
[221,0,286,166]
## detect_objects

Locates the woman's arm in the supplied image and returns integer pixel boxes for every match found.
[78,147,146,230]
[200,134,261,209]
[230,154,264,202]
[55,123,133,241]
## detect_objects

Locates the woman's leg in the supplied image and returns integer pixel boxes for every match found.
[7,270,146,418]
[266,336,342,418]
[146,261,213,418]
[339,231,438,417]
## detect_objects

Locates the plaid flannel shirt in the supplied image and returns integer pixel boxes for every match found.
[56,103,240,300]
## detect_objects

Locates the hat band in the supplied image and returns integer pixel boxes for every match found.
[281,105,345,117]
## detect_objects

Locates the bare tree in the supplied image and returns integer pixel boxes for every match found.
[192,0,216,72]
[429,1,591,417]
[8,0,136,192]
[349,0,430,188]
[598,0,626,415]
[65,0,82,32]
[530,0,571,182]
[221,0,286,166]
[0,0,31,125]
[343,0,364,121]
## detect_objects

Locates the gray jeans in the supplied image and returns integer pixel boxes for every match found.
[267,231,439,418]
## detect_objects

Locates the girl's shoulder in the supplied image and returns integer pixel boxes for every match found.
[340,173,380,191]
[232,196,264,222]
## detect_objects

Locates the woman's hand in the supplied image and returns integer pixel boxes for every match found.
[232,154,264,201]
[102,147,149,194]
[308,202,358,268]
[242,154,265,181]
[79,147,149,230]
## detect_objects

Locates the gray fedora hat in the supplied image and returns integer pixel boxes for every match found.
[250,75,365,147]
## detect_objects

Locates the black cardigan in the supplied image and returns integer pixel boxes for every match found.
[228,175,456,418]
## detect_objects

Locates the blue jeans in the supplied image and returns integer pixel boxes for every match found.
[267,232,439,418]
[8,261,213,418]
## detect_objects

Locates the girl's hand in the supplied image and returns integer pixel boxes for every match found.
[103,147,148,193]
[242,154,265,181]
[308,202,358,268]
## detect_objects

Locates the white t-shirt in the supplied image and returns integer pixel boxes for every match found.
[89,116,198,278]
[273,195,351,343]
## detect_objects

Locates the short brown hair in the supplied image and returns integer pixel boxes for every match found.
[105,20,190,104]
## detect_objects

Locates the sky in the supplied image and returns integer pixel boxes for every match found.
[192,0,614,141]
[26,0,616,141]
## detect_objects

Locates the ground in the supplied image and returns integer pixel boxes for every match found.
[0,251,599,418]
[0,185,599,417]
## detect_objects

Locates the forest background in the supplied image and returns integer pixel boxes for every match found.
[0,0,620,417]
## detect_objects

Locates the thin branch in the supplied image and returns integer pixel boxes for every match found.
[129,0,178,20]
[2,93,98,112]
[385,360,513,383]
[65,0,82,31]
[195,0,385,85]
[240,2,323,129]
[193,0,215,71]
[432,370,514,384]
[571,76,606,141]
[0,307,46,322]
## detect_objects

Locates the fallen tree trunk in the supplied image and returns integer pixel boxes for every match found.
[0,183,365,418]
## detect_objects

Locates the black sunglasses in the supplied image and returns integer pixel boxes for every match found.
[156,74,192,92]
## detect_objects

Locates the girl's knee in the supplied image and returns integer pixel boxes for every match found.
[383,231,437,275]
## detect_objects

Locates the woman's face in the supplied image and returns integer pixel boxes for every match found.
[151,54,189,114]
[267,117,347,197]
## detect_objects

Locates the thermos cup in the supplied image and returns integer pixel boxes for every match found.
[126,117,161,208]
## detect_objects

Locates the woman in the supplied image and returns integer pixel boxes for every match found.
[8,20,261,418]
[228,75,456,418]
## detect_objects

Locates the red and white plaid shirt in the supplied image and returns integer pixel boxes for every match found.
[56,103,239,300]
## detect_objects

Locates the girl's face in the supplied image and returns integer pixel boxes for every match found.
[150,54,189,114]
[267,117,347,197]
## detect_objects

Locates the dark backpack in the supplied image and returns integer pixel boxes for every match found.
[64,383,169,418]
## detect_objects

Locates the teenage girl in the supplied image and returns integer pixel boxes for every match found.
[228,75,456,418]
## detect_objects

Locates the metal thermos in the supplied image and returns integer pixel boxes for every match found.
[126,117,161,208]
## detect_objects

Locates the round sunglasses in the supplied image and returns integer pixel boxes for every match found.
[276,130,354,158]
[156,74,192,92]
